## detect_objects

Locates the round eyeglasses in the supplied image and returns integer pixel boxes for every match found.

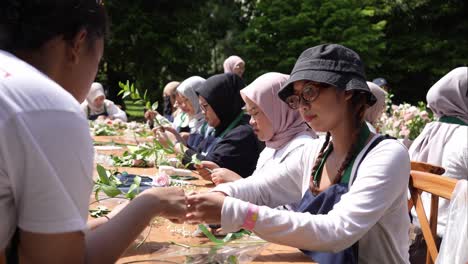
[285,82,330,109]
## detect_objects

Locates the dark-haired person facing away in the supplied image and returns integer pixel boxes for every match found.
[186,44,411,263]
[0,1,186,263]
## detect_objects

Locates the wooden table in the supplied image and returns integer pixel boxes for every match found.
[93,135,154,145]
[92,137,313,264]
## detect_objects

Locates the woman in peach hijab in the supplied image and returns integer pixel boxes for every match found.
[223,55,245,78]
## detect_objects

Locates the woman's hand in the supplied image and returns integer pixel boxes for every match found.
[194,161,220,181]
[144,110,157,121]
[141,187,187,220]
[210,168,242,185]
[162,126,186,145]
[153,127,176,149]
[186,192,227,224]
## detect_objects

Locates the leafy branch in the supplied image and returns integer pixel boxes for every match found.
[93,164,141,200]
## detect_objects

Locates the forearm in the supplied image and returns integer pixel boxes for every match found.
[213,164,305,207]
[87,217,108,230]
[112,110,127,122]
[221,197,357,252]
[85,194,157,263]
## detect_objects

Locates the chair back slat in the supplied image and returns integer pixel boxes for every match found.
[411,161,445,175]
[409,170,458,264]
[411,170,457,199]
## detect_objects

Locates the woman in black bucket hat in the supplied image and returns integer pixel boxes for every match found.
[186,44,411,264]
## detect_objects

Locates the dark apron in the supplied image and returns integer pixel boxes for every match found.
[296,130,391,264]
[87,104,108,120]
[297,185,359,264]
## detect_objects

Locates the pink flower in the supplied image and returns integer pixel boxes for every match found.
[153,172,171,187]
[419,111,429,120]
[391,105,399,111]
[399,128,410,137]
[403,112,414,121]
[393,120,401,129]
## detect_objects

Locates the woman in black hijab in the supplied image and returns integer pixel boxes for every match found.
[181,73,262,178]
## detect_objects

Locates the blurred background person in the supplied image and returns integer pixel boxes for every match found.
[365,81,388,133]
[223,55,245,78]
[81,82,127,121]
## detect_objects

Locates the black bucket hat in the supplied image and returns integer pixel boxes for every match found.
[278,44,376,106]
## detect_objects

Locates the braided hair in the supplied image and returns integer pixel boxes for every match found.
[310,90,370,194]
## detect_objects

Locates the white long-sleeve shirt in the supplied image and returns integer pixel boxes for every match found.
[214,134,411,264]
[410,124,468,237]
[81,99,127,122]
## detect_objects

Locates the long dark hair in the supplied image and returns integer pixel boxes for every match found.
[0,0,108,51]
[310,90,370,194]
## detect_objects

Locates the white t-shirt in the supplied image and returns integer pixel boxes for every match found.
[0,50,94,250]
[81,99,128,122]
[215,134,411,264]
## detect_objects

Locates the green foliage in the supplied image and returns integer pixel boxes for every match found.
[97,0,468,105]
[99,1,245,107]
[89,206,110,218]
[376,0,468,103]
[93,164,142,200]
[118,80,157,118]
[111,139,176,168]
[234,0,388,83]
[90,122,120,136]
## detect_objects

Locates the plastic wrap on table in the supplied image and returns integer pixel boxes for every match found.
[150,236,268,264]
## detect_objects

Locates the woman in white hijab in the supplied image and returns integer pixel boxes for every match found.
[154,76,211,149]
[365,81,387,133]
[81,82,128,121]
[408,67,468,263]
[223,55,245,78]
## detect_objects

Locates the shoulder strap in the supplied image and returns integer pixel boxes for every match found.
[351,134,395,185]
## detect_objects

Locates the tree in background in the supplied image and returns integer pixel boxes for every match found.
[230,0,388,83]
[97,0,245,109]
[379,0,468,103]
[97,0,467,110]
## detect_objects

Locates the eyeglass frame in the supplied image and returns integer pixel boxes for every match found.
[200,102,210,112]
[285,81,331,109]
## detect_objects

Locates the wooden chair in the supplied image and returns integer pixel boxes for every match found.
[408,161,446,211]
[408,169,458,264]
[411,161,446,175]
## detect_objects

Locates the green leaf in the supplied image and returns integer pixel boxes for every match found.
[122,91,131,99]
[96,164,109,185]
[100,184,122,197]
[94,185,100,202]
[198,224,224,244]
[143,89,148,101]
[151,101,159,111]
[126,175,141,200]
[191,154,202,165]
[227,255,238,264]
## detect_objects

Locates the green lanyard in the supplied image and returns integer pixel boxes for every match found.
[200,122,208,135]
[313,124,371,187]
[217,111,244,139]
[439,116,467,126]
[180,112,187,123]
